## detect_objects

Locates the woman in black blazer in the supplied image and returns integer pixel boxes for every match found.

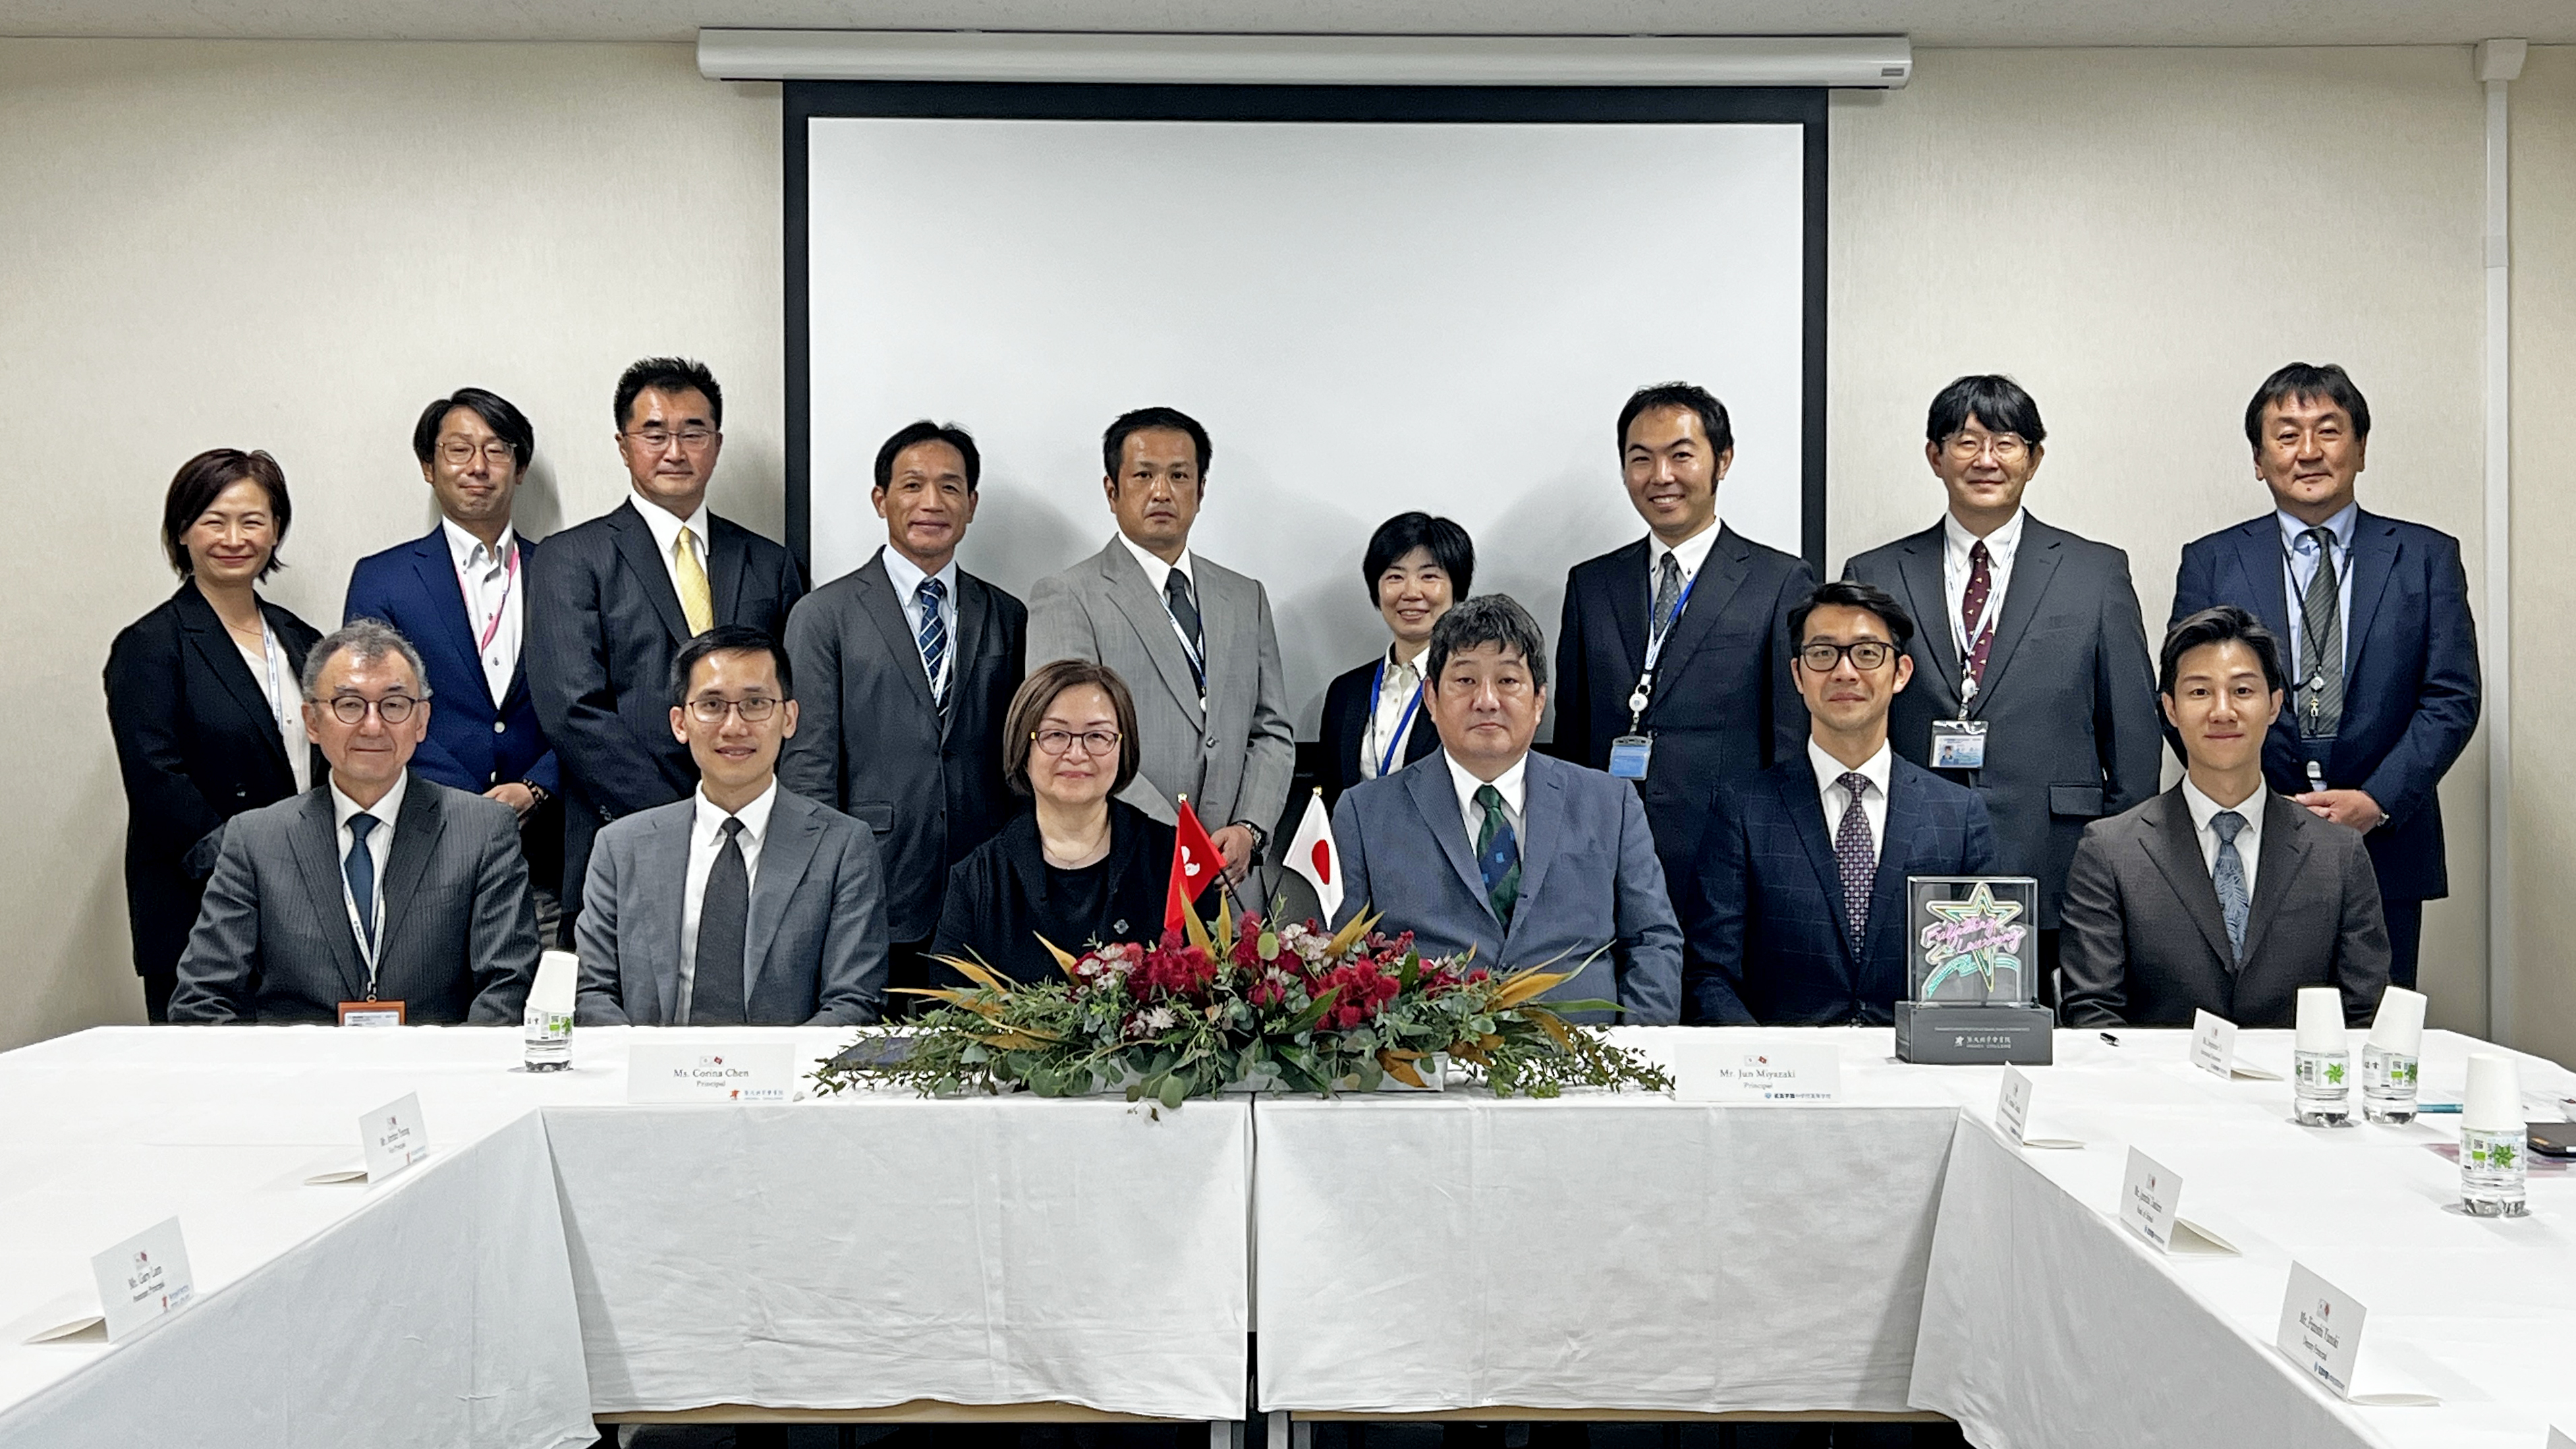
[1317,512,1474,805]
[104,450,323,1021]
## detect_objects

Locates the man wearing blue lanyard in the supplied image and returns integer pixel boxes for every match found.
[1556,381,1814,891]
[2171,363,2480,993]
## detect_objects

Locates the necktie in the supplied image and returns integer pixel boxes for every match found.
[1833,772,1874,950]
[691,817,749,1025]
[1650,552,1683,643]
[674,525,715,637]
[1163,567,1206,694]
[2211,809,2250,969]
[1474,784,1521,930]
[344,813,380,955]
[2298,526,2343,738]
[916,576,950,712]
[1961,540,1996,695]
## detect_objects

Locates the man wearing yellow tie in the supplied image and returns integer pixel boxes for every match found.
[527,358,806,941]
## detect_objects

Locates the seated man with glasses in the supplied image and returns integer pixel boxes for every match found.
[171,620,541,1024]
[574,626,888,1026]
[1679,581,1997,1025]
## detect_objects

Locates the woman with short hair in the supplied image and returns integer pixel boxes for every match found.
[1317,512,1475,803]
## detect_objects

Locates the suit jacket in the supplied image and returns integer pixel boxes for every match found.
[104,579,324,979]
[1318,652,1442,806]
[1555,525,1814,885]
[2171,510,2479,902]
[2058,787,2390,1028]
[778,550,1026,942]
[1328,750,1682,1024]
[1682,753,1997,1026]
[1843,515,2161,927]
[573,785,889,1027]
[168,772,539,1024]
[343,528,558,797]
[1025,538,1295,836]
[526,499,805,921]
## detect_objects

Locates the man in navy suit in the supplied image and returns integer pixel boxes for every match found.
[345,388,562,921]
[1681,580,1997,1025]
[2171,363,2480,991]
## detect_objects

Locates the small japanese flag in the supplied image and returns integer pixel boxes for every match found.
[1285,789,1342,921]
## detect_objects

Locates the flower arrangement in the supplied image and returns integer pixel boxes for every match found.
[811,905,1673,1106]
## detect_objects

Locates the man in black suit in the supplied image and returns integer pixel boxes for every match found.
[2171,363,2480,992]
[1555,381,1812,885]
[1843,375,2162,1003]
[526,357,805,938]
[781,420,1025,1013]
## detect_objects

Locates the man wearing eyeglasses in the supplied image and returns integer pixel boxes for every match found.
[575,626,889,1026]
[1842,375,2160,1006]
[528,358,806,942]
[344,388,565,934]
[171,620,540,1024]
[1679,581,1996,1025]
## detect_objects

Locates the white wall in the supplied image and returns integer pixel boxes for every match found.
[0,38,2556,1054]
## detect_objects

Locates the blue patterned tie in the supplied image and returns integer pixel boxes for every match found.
[2212,809,2249,968]
[1474,785,1521,930]
[916,577,949,712]
[1834,772,1874,950]
[344,813,379,953]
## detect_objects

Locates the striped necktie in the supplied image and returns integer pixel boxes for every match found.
[916,576,949,712]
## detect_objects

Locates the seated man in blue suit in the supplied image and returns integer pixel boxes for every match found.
[1683,580,1997,1025]
[344,388,561,923]
[575,625,888,1026]
[1329,594,1681,1024]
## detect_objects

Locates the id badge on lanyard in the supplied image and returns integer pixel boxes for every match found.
[1616,565,1700,780]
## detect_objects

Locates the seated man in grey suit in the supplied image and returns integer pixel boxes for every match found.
[576,625,888,1026]
[171,619,538,1023]
[1329,595,1681,1023]
[2061,606,2390,1027]
[1027,407,1294,886]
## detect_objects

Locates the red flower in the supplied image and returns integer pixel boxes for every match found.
[1131,940,1221,1002]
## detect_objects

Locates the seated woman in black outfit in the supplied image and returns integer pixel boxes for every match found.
[930,658,1177,986]
[1316,511,1473,805]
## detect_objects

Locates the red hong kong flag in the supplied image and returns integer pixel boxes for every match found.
[1166,797,1223,934]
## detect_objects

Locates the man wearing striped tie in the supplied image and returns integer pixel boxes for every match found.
[527,358,806,941]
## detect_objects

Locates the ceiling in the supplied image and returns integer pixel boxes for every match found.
[0,1,2569,48]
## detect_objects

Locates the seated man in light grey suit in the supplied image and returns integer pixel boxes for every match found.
[171,620,538,1024]
[1026,407,1294,885]
[2061,606,2389,1028]
[576,625,888,1026]
[1329,595,1682,1023]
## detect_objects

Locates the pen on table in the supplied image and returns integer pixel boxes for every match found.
[2099,1032,2121,1047]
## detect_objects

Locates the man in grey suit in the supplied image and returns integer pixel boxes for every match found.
[782,420,1025,1012]
[2061,606,2389,1028]
[576,626,888,1026]
[1330,596,1681,1024]
[1026,407,1294,884]
[1843,375,2162,1005]
[171,620,538,1024]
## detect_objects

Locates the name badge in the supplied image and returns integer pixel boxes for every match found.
[92,1216,196,1343]
[1930,719,1987,770]
[339,1000,405,1028]
[1607,734,1653,780]
[627,1040,795,1104]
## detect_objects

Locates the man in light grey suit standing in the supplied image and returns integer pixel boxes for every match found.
[576,625,887,1026]
[1329,596,1681,1024]
[1027,407,1294,882]
[171,620,538,1025]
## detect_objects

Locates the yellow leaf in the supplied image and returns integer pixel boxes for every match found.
[1034,935,1082,981]
[1325,907,1382,959]
[1490,968,1574,1009]
[1523,1006,1575,1052]
[1378,1049,1428,1088]
[930,953,1019,996]
[1213,899,1237,957]
[1182,895,1214,955]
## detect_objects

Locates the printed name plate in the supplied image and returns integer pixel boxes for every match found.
[2119,1147,2237,1255]
[90,1217,195,1342]
[1670,1040,1842,1103]
[2189,1008,2283,1081]
[627,1040,795,1104]
[1996,1067,2083,1149]
[2272,1261,2442,1406]
[360,1091,430,1182]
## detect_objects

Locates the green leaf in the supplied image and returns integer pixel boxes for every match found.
[1398,950,1420,990]
[1159,1075,1189,1109]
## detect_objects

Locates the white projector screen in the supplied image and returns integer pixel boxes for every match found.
[795,91,1820,739]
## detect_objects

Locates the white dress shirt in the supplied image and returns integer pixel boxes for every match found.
[631,491,713,612]
[235,623,311,793]
[1359,644,1428,782]
[1646,520,1725,650]
[877,544,960,699]
[1942,507,2025,660]
[1447,751,1528,847]
[2179,774,2266,903]
[2276,502,2358,675]
[329,770,408,977]
[1117,532,1206,684]
[1809,739,1893,858]
[675,779,779,1025]
[441,518,522,706]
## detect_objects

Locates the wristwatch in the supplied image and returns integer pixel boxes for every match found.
[520,781,551,815]
[1231,819,1270,857]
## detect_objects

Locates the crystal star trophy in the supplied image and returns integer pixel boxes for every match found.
[1893,876,2054,1064]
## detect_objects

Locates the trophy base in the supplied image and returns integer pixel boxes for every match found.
[1895,1000,2056,1065]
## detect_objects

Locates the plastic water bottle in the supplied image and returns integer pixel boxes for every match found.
[2361,986,2426,1125]
[522,949,576,1073]
[2291,988,2350,1127]
[2461,1052,2528,1218]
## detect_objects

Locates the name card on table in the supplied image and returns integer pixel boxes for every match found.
[362,1091,430,1181]
[2119,1147,2238,1256]
[90,1217,195,1342]
[2273,1261,2441,1407]
[1996,1067,2083,1149]
[2190,1009,2283,1081]
[627,1041,794,1104]
[1669,1041,1841,1103]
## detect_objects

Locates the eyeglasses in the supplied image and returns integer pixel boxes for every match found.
[624,427,717,452]
[1797,641,1897,673]
[1033,729,1122,758]
[437,439,519,467]
[1942,432,2029,463]
[685,696,781,723]
[317,694,420,724]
